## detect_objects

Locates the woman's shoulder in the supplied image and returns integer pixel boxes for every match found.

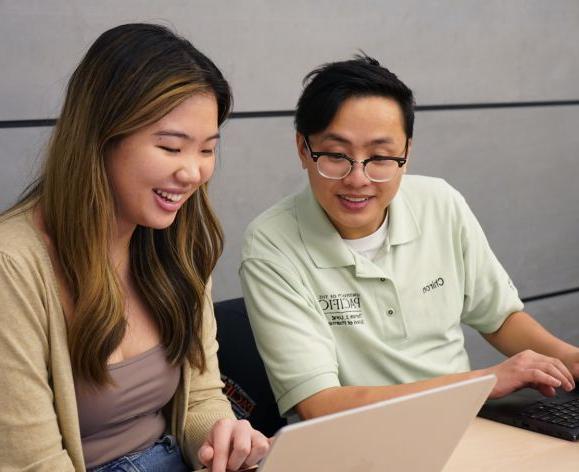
[0,206,61,332]
[0,206,51,275]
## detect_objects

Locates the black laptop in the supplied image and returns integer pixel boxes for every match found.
[478,387,579,441]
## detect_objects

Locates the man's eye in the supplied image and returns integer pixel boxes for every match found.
[370,158,391,166]
[323,154,346,161]
[158,146,180,153]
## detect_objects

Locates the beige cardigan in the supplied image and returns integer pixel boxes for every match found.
[0,208,235,471]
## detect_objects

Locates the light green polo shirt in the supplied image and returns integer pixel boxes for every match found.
[240,175,523,416]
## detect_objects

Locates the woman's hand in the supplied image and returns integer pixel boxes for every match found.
[197,418,270,472]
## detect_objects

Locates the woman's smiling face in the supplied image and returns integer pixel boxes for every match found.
[105,93,219,234]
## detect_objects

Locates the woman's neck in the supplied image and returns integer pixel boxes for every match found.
[109,224,134,282]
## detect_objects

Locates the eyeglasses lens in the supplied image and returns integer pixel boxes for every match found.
[317,156,400,182]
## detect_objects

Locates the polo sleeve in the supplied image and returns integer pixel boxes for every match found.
[454,190,524,333]
[0,253,75,471]
[240,257,340,416]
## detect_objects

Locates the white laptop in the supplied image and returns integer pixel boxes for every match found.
[197,375,495,472]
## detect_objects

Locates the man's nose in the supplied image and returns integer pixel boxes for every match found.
[342,160,370,186]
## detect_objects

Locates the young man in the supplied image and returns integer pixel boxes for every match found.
[239,56,579,420]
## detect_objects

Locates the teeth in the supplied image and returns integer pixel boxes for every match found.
[342,196,369,202]
[154,189,183,203]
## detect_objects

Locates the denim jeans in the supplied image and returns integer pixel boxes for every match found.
[89,434,190,472]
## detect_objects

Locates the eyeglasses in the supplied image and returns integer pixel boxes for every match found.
[304,138,408,183]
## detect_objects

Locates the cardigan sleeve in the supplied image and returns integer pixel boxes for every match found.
[180,278,236,464]
[0,252,76,471]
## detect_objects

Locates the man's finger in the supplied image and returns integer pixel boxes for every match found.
[537,361,574,391]
[549,357,575,390]
[526,368,561,389]
[536,384,557,398]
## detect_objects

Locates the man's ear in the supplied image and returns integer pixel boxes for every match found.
[296,133,308,170]
[403,137,413,174]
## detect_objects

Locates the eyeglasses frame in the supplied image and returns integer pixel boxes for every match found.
[303,137,409,183]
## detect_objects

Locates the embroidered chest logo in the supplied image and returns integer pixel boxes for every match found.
[318,292,365,327]
[422,277,445,294]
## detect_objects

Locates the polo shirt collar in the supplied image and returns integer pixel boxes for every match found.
[296,182,421,269]
[296,188,354,268]
[387,184,421,248]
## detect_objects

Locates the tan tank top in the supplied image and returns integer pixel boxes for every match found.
[74,345,181,468]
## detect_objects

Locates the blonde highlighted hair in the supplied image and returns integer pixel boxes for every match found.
[13,23,232,384]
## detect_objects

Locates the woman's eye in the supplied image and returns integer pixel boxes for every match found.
[158,146,180,153]
[201,149,215,156]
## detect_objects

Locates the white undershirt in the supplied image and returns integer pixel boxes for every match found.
[342,213,389,261]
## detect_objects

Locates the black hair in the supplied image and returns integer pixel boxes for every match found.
[295,54,414,138]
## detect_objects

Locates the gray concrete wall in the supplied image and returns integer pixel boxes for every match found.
[1,1,578,366]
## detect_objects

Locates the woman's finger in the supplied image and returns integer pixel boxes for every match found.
[210,419,236,472]
[226,420,253,470]
[197,442,215,466]
[242,430,270,467]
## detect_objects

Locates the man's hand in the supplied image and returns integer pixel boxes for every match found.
[561,349,579,380]
[197,418,270,472]
[482,349,576,399]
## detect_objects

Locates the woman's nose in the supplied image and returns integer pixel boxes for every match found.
[175,158,202,185]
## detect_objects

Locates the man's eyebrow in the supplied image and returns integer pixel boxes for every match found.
[367,137,395,145]
[320,133,351,144]
[154,130,220,142]
[320,133,395,146]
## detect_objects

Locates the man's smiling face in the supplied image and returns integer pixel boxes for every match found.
[297,95,410,239]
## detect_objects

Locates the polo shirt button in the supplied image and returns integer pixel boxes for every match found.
[387,309,394,316]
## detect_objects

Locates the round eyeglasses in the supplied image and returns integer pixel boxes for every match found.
[304,138,408,183]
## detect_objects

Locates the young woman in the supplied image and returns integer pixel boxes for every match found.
[0,24,269,471]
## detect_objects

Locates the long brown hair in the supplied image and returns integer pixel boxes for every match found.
[14,24,232,384]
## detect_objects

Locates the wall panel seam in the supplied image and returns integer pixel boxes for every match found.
[2,99,579,129]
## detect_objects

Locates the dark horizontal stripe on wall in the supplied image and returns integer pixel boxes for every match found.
[417,99,579,112]
[230,110,294,119]
[0,119,57,128]
[521,286,579,304]
[2,99,579,129]
[230,99,579,117]
[2,98,579,129]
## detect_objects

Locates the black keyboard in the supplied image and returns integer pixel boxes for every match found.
[522,398,579,429]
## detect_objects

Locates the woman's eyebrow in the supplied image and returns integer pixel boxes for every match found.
[154,130,191,140]
[153,130,220,142]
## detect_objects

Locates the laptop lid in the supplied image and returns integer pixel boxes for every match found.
[478,387,579,441]
[256,375,496,472]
